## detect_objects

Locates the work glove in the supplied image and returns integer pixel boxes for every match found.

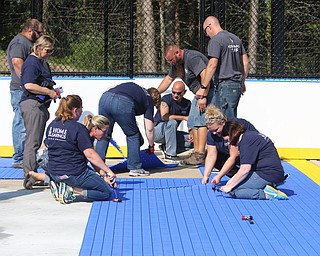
[145,144,155,154]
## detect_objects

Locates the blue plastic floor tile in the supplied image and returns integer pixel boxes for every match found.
[0,158,44,179]
[80,162,320,256]
[109,151,178,171]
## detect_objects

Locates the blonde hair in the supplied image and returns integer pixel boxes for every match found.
[33,35,54,56]
[83,114,109,132]
[55,95,82,123]
[205,104,226,124]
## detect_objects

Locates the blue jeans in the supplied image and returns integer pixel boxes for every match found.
[187,88,215,128]
[154,120,193,156]
[49,168,112,201]
[215,80,242,119]
[230,172,272,200]
[96,92,142,170]
[11,90,26,164]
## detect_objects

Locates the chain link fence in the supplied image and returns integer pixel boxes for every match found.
[0,0,319,78]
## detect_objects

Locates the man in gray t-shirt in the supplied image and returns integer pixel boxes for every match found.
[157,44,215,165]
[7,18,43,168]
[202,16,249,119]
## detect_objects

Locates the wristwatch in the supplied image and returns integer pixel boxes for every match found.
[200,85,207,89]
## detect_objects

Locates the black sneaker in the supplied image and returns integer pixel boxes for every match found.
[159,144,166,158]
[164,154,180,163]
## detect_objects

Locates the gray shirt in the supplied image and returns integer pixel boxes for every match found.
[7,33,33,91]
[168,49,213,94]
[207,30,246,82]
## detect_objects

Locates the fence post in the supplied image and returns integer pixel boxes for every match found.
[31,0,43,21]
[200,0,206,54]
[104,1,108,75]
[271,0,285,75]
[129,0,134,78]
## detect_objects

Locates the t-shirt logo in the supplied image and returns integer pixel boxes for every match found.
[48,127,67,140]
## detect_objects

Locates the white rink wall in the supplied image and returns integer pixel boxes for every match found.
[1,77,319,153]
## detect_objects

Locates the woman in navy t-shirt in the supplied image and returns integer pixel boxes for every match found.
[219,121,288,200]
[20,36,59,189]
[44,95,117,204]
[202,104,257,185]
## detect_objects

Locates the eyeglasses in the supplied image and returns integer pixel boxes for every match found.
[204,23,211,34]
[98,127,108,133]
[172,91,183,95]
[166,57,174,64]
[33,29,43,36]
[45,48,54,54]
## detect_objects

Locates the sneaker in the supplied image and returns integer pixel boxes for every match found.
[159,144,166,158]
[49,180,60,202]
[129,169,150,177]
[264,185,288,200]
[58,182,76,204]
[211,168,220,174]
[12,163,23,169]
[180,152,205,166]
[164,154,180,163]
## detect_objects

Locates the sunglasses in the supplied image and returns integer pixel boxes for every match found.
[98,127,108,133]
[45,48,54,54]
[172,91,183,95]
[33,29,43,36]
[204,23,211,34]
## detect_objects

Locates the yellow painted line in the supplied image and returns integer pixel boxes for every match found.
[286,160,320,185]
[277,148,320,159]
[0,145,127,158]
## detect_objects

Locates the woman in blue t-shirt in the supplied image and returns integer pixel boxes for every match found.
[25,95,117,204]
[20,35,59,189]
[202,104,257,185]
[219,121,288,200]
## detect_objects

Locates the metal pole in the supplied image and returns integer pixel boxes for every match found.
[31,0,43,21]
[104,1,108,75]
[129,0,134,78]
[200,0,205,54]
[271,0,285,75]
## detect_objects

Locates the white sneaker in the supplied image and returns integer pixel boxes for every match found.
[129,169,150,177]
[211,168,220,174]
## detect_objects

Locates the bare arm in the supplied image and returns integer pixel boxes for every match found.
[212,145,239,184]
[220,164,251,193]
[202,57,218,88]
[24,83,58,100]
[157,75,173,93]
[195,68,210,112]
[12,57,24,77]
[241,54,249,93]
[160,101,188,122]
[144,118,154,146]
[202,145,218,184]
[84,147,116,185]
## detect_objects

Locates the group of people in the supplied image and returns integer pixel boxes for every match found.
[6,16,288,203]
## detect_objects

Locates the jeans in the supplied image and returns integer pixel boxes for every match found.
[230,172,272,200]
[10,90,26,164]
[154,120,193,156]
[50,168,112,201]
[96,92,142,170]
[187,88,215,128]
[215,80,242,119]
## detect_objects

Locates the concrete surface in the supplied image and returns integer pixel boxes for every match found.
[0,151,202,256]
